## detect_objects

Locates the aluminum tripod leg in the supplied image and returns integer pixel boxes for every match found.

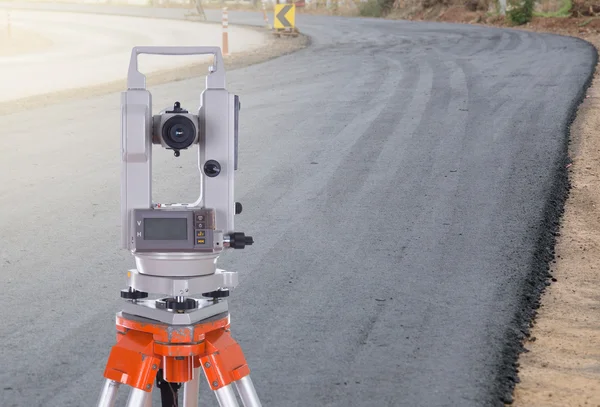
[98,379,121,407]
[215,385,239,407]
[97,379,153,407]
[126,388,151,407]
[183,367,201,407]
[144,390,152,407]
[234,376,262,407]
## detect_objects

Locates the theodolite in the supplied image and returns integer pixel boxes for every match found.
[96,46,261,407]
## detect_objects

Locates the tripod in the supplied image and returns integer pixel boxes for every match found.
[97,310,261,407]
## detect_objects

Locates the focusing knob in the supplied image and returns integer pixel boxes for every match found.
[204,160,221,177]
[121,288,148,300]
[229,232,254,249]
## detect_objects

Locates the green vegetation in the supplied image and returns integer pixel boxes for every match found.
[358,0,395,17]
[534,0,572,17]
[506,0,535,25]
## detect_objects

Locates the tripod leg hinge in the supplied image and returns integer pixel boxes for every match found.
[103,330,161,392]
[202,328,251,390]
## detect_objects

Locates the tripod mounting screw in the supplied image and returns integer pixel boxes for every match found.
[229,232,254,249]
[120,288,149,300]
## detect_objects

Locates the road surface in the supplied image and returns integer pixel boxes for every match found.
[0,3,597,407]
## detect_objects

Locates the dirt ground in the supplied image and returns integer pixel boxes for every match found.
[0,25,308,115]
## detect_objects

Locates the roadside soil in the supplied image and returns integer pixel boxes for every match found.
[0,25,308,115]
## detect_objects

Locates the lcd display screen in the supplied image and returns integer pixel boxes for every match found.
[144,218,188,240]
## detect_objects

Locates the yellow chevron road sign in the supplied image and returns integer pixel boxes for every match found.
[274,4,295,29]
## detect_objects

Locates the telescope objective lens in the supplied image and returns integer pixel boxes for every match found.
[162,115,197,150]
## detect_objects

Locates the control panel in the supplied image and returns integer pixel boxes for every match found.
[133,208,219,252]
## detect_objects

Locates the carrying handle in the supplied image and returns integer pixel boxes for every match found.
[127,46,226,90]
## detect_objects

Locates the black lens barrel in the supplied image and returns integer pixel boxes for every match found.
[162,115,196,150]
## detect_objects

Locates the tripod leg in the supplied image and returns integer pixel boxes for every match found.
[234,376,262,407]
[214,385,240,407]
[183,367,201,407]
[144,389,152,407]
[97,379,121,407]
[202,328,260,407]
[126,388,151,407]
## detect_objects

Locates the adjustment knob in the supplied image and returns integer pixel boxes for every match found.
[121,288,148,300]
[204,160,221,177]
[201,289,230,298]
[229,232,254,249]
[235,202,243,215]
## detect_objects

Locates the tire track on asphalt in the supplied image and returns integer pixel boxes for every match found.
[326,53,476,407]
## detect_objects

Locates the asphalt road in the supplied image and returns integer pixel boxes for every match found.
[0,3,597,407]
